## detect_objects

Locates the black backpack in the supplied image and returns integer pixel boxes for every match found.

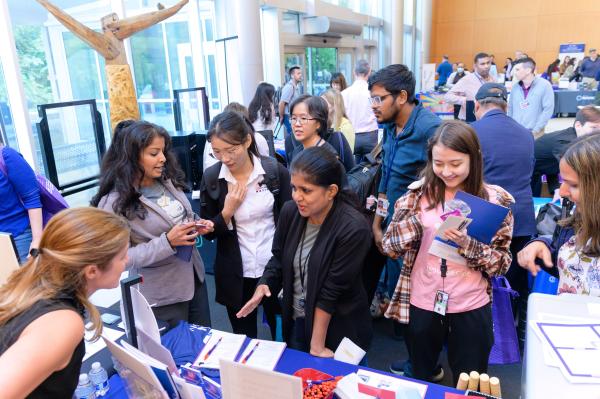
[347,148,382,214]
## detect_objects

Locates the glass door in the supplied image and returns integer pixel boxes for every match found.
[305,47,337,95]
[337,49,354,86]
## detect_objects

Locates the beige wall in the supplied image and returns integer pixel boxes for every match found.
[430,0,600,73]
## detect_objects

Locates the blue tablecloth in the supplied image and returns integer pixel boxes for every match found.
[106,322,463,399]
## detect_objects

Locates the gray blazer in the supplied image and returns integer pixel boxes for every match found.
[98,179,205,307]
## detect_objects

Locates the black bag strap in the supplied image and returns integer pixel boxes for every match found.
[259,156,280,198]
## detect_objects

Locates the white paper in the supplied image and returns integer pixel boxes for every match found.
[130,287,161,343]
[588,303,600,316]
[137,328,178,375]
[102,335,169,398]
[219,359,303,399]
[193,330,246,369]
[237,339,286,370]
[427,215,471,265]
[172,375,206,399]
[83,324,124,361]
[356,369,428,399]
[334,337,366,365]
[334,373,371,399]
[535,321,600,383]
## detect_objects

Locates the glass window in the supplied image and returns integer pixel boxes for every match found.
[165,21,193,90]
[0,62,18,150]
[204,18,214,41]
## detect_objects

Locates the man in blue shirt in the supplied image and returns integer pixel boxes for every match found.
[471,83,536,351]
[368,64,441,378]
[436,55,453,88]
[580,48,600,90]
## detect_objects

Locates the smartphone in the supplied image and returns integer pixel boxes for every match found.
[100,313,120,325]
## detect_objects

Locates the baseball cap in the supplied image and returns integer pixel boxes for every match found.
[475,83,508,102]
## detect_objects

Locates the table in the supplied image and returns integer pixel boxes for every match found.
[553,90,598,115]
[523,293,600,399]
[105,322,463,399]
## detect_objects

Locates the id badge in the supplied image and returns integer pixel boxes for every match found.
[519,100,529,109]
[433,290,449,316]
[299,296,306,308]
[376,198,390,218]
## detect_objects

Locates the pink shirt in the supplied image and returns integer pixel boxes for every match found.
[410,196,490,313]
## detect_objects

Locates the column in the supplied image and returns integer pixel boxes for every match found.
[233,0,264,106]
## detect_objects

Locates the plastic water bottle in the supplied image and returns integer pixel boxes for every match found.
[74,373,96,399]
[89,362,109,396]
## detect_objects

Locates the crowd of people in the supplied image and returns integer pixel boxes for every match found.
[2,56,600,397]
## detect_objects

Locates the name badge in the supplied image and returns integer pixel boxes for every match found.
[376,198,390,218]
[519,100,529,109]
[433,290,449,316]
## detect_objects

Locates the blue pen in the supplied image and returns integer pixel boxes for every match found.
[241,342,260,364]
[202,336,223,362]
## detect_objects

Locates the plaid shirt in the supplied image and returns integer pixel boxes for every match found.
[382,183,515,324]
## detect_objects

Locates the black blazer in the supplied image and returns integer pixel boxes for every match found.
[200,158,292,309]
[259,200,373,352]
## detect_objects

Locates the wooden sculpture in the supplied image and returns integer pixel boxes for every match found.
[36,0,189,131]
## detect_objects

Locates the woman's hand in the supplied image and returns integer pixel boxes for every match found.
[442,227,469,248]
[195,219,214,235]
[236,284,271,318]
[310,346,334,358]
[223,183,248,221]
[517,241,553,276]
[166,222,198,247]
[372,223,385,255]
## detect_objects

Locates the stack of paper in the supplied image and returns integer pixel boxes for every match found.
[530,318,600,383]
[335,369,427,399]
[193,330,246,369]
[237,339,286,370]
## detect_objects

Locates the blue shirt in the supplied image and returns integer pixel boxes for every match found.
[378,104,441,212]
[471,109,536,237]
[580,56,600,78]
[0,147,41,237]
[436,61,453,86]
[507,76,554,132]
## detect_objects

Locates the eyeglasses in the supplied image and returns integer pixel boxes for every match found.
[369,93,395,106]
[212,144,242,159]
[290,116,316,125]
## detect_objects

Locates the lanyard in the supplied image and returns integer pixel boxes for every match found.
[297,225,312,297]
[440,258,447,291]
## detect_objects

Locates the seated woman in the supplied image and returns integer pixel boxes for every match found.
[92,120,212,328]
[287,95,355,172]
[519,132,600,296]
[382,120,514,384]
[237,146,372,356]
[200,111,291,339]
[0,207,129,398]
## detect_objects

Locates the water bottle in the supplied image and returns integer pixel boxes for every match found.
[89,362,109,396]
[74,373,96,399]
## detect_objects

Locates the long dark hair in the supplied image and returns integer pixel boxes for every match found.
[421,120,487,209]
[208,111,259,160]
[91,120,186,219]
[248,82,275,125]
[290,146,357,207]
[289,95,329,138]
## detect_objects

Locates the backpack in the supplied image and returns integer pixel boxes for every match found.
[0,146,68,226]
[347,147,382,214]
[202,155,281,221]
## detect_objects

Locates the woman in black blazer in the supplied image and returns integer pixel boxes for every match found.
[200,111,292,338]
[237,146,372,357]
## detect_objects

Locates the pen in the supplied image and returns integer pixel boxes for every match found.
[203,336,223,362]
[241,342,260,364]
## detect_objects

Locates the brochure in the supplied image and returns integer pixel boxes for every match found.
[237,339,287,370]
[429,191,509,264]
[192,330,246,369]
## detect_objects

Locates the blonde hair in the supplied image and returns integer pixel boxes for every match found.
[562,132,600,256]
[0,207,130,340]
[321,89,348,131]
